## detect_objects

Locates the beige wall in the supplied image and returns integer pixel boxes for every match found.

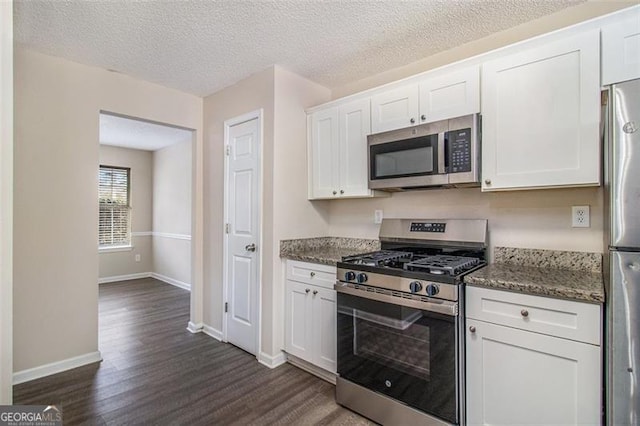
[203,67,275,334]
[332,1,637,98]
[270,66,331,354]
[99,145,153,278]
[13,48,202,373]
[153,140,192,286]
[203,66,331,358]
[0,0,13,403]
[328,187,603,257]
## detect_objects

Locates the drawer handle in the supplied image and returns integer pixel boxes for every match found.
[310,272,316,277]
[469,326,476,333]
[305,288,310,294]
[521,309,529,317]
[313,290,318,295]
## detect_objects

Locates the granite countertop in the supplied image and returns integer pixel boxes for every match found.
[466,247,604,304]
[280,237,380,266]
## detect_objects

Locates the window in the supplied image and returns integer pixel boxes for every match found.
[99,166,131,247]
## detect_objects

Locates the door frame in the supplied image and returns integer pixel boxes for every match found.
[222,109,263,357]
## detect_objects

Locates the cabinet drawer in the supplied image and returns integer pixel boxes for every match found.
[466,286,601,345]
[286,260,336,290]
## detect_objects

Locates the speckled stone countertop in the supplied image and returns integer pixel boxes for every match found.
[280,237,380,266]
[465,247,604,304]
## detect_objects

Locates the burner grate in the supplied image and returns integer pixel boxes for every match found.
[342,250,413,267]
[405,255,480,276]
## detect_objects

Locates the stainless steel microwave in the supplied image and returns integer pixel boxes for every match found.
[368,114,480,191]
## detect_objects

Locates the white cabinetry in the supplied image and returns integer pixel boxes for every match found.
[481,30,601,191]
[466,286,602,425]
[308,98,384,200]
[601,13,640,85]
[371,65,479,133]
[284,260,337,374]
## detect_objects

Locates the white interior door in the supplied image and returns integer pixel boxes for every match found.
[225,114,260,355]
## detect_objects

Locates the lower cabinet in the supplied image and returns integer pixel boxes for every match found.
[284,261,337,373]
[466,286,602,425]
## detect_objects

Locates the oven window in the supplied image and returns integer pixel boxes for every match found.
[353,309,430,379]
[337,292,458,424]
[370,134,438,180]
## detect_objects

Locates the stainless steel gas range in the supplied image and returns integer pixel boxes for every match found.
[335,218,488,426]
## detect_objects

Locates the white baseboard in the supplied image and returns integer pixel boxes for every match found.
[187,321,203,333]
[13,351,102,385]
[151,272,190,291]
[258,350,287,369]
[202,324,223,341]
[98,272,151,284]
[285,354,336,384]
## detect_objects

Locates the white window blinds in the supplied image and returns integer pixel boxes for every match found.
[99,166,131,247]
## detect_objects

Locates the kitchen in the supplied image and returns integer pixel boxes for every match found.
[2,1,639,425]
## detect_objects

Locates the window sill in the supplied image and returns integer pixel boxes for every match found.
[99,245,134,253]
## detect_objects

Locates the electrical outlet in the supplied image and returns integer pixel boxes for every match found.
[135,254,141,262]
[572,205,590,228]
[374,210,383,224]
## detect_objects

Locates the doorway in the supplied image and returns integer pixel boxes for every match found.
[98,111,196,325]
[223,110,262,356]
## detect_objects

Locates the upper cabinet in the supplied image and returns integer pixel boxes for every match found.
[601,13,640,85]
[418,66,480,124]
[481,30,601,191]
[371,65,480,133]
[308,98,385,200]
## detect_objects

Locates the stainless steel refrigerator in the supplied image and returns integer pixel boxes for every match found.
[604,78,640,425]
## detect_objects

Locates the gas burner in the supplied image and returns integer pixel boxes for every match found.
[405,255,481,276]
[342,250,413,267]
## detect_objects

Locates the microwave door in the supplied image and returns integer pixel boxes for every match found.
[368,129,448,189]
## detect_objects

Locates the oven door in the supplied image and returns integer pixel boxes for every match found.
[336,285,459,424]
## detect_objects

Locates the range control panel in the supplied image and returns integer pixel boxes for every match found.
[410,222,446,233]
[446,128,472,173]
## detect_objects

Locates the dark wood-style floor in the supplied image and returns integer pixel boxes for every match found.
[14,278,372,425]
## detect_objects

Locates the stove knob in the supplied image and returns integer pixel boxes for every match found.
[409,281,423,293]
[425,284,439,297]
[344,271,356,281]
[356,273,368,284]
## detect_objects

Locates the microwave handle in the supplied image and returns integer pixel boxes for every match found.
[438,132,446,174]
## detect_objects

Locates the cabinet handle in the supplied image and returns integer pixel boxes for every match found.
[340,189,344,194]
[332,190,337,195]
[521,309,529,317]
[484,179,492,185]
[421,114,426,121]
[305,288,310,294]
[469,326,476,333]
[313,290,318,295]
[310,272,315,278]
[410,117,416,124]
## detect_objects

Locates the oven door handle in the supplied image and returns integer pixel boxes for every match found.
[335,283,458,316]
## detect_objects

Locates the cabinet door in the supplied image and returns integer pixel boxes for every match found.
[311,286,337,373]
[284,280,312,362]
[308,108,339,199]
[601,13,640,85]
[371,84,419,133]
[466,319,601,425]
[338,98,373,198]
[481,30,600,191]
[418,65,480,123]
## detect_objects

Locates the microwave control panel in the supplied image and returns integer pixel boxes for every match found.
[446,128,472,173]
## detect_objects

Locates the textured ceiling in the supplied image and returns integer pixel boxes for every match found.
[100,113,193,151]
[14,0,585,97]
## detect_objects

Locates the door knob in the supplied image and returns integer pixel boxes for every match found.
[313,290,318,295]
[469,326,476,333]
[245,243,256,252]
[410,117,416,124]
